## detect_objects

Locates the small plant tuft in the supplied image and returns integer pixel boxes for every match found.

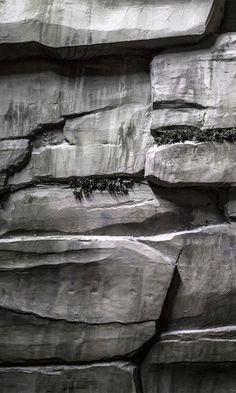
[70,177,134,200]
[154,126,236,145]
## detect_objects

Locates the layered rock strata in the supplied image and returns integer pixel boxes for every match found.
[1,1,236,393]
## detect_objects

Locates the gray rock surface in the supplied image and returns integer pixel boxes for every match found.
[0,184,222,236]
[0,235,175,323]
[1,1,236,392]
[140,224,236,329]
[143,326,236,364]
[0,308,155,363]
[0,0,224,58]
[151,33,236,130]
[0,139,29,191]
[0,363,138,393]
[145,143,236,186]
[142,364,236,393]
[0,235,175,363]
[0,57,150,139]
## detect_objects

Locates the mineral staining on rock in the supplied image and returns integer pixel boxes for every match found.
[0,0,224,56]
[1,1,236,393]
[151,33,236,131]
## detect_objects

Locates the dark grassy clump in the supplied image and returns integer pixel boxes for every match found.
[154,126,236,145]
[70,177,134,200]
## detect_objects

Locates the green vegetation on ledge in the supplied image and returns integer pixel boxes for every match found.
[70,177,134,200]
[154,126,236,145]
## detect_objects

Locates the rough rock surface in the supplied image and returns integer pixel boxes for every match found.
[140,224,236,329]
[0,363,138,393]
[151,33,236,130]
[0,0,224,59]
[145,142,236,186]
[0,183,222,236]
[0,235,174,363]
[1,1,236,392]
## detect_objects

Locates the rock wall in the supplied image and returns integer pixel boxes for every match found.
[0,1,236,392]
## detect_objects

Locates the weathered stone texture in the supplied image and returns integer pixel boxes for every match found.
[0,235,175,363]
[1,1,236,392]
[0,0,224,57]
[145,143,236,187]
[0,363,138,393]
[0,184,222,236]
[151,33,236,130]
[142,364,236,393]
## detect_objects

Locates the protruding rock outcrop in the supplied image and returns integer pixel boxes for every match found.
[145,143,236,187]
[0,0,224,59]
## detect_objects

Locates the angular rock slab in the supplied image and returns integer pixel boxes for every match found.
[139,225,236,329]
[0,57,151,139]
[143,327,236,365]
[0,236,175,323]
[0,0,224,56]
[0,235,175,362]
[0,183,222,237]
[0,363,138,393]
[0,308,155,364]
[141,327,236,393]
[151,33,236,130]
[145,143,236,187]
[9,108,152,183]
[142,364,236,393]
[0,139,29,191]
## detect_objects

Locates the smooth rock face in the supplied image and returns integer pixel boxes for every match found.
[145,143,236,186]
[0,236,175,323]
[0,363,138,393]
[0,0,224,55]
[151,33,236,130]
[0,184,222,236]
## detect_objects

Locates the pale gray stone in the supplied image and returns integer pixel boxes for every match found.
[0,183,222,236]
[0,308,155,363]
[151,33,236,130]
[0,57,150,139]
[0,236,175,324]
[0,363,138,393]
[145,143,236,187]
[139,224,236,329]
[0,0,224,56]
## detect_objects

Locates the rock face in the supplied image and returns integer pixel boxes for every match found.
[0,235,175,363]
[0,363,138,393]
[0,0,224,58]
[151,33,236,130]
[145,142,236,186]
[1,1,236,393]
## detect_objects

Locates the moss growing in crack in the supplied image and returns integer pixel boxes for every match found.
[70,177,134,200]
[153,126,236,145]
